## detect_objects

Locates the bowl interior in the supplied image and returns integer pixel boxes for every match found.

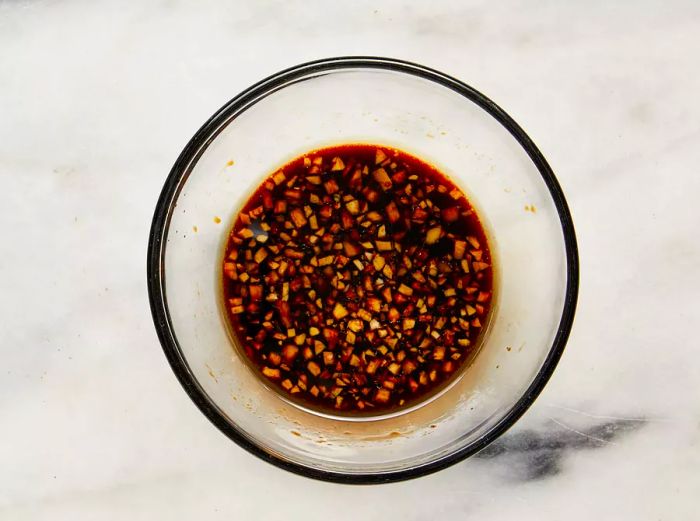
[151,60,576,481]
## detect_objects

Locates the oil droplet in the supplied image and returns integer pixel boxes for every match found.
[226,160,235,167]
[213,216,221,224]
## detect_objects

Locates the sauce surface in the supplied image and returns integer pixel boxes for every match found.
[222,144,493,414]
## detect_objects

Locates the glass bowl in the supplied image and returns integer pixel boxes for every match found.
[147,57,578,483]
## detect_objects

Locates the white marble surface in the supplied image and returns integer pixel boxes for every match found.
[1,1,699,519]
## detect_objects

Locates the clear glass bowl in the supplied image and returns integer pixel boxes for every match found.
[147,57,578,483]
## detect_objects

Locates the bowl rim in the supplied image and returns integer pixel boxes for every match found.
[147,56,579,484]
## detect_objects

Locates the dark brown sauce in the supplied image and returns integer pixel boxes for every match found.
[222,144,493,414]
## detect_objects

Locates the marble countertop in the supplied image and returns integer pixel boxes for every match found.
[2,1,699,519]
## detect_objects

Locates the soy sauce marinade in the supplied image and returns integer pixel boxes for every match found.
[222,145,493,414]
